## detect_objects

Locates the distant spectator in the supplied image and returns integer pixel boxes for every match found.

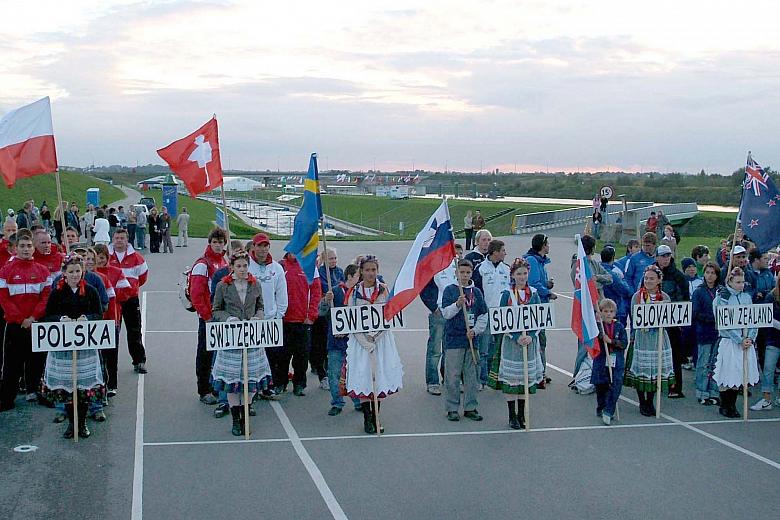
[645,211,658,234]
[92,209,111,245]
[472,210,486,231]
[108,208,120,238]
[16,201,33,230]
[463,210,474,250]
[177,207,190,247]
[160,207,173,253]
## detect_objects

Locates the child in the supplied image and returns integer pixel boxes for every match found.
[692,262,722,405]
[680,257,702,370]
[592,299,627,425]
[441,259,488,422]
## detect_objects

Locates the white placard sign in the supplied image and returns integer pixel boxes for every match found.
[632,302,692,329]
[206,319,284,351]
[715,304,774,330]
[32,320,117,352]
[330,304,406,334]
[488,304,555,334]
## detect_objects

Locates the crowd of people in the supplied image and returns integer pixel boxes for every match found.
[3,196,780,439]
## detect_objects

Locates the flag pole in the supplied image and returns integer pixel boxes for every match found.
[320,218,332,293]
[731,151,749,420]
[54,169,70,252]
[455,261,479,366]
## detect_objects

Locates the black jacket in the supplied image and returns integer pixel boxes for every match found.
[657,261,690,302]
[44,281,103,322]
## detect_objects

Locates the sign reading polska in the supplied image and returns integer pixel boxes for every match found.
[331,304,406,334]
[488,304,555,334]
[32,320,116,352]
[715,304,773,330]
[632,302,692,329]
[206,319,284,351]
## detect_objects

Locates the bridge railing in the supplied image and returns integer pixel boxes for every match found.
[511,202,648,235]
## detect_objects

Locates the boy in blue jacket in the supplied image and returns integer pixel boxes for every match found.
[592,298,627,426]
[441,259,488,422]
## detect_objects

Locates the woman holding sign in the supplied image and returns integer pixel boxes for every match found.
[345,256,403,434]
[624,265,675,417]
[712,267,759,418]
[488,258,544,430]
[211,250,271,437]
[42,254,104,439]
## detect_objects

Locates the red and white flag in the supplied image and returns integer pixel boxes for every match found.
[157,117,223,196]
[0,97,58,188]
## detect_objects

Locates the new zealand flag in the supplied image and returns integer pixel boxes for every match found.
[738,153,780,253]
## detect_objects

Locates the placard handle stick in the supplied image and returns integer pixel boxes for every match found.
[243,348,250,439]
[742,329,749,421]
[522,332,530,432]
[72,349,79,443]
[656,326,663,419]
[370,348,381,436]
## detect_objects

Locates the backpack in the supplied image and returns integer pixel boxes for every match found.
[574,357,595,394]
[178,265,196,312]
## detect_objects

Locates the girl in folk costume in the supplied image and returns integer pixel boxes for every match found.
[713,267,759,418]
[488,258,544,430]
[345,256,403,434]
[624,265,675,417]
[42,254,105,439]
[211,250,272,436]
[592,298,627,426]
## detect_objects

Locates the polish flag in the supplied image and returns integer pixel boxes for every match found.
[0,97,58,188]
[157,117,223,196]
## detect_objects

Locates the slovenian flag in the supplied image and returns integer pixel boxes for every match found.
[571,234,601,358]
[384,199,456,320]
[0,97,58,188]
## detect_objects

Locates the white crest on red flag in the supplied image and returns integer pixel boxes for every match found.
[157,117,223,196]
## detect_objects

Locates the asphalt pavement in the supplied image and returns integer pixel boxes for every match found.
[1,234,779,520]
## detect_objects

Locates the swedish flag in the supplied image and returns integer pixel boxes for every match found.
[284,153,323,283]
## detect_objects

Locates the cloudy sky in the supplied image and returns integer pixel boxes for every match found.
[2,0,779,173]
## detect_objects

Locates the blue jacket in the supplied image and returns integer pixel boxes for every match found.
[745,265,774,304]
[625,251,655,292]
[419,278,439,313]
[524,249,552,303]
[319,284,352,352]
[441,283,488,349]
[318,264,344,294]
[590,321,627,386]
[600,262,632,320]
[691,283,720,344]
[615,253,633,273]
[210,266,230,302]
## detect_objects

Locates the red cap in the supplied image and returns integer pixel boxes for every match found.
[252,233,270,245]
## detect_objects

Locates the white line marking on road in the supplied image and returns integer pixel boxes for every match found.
[146,331,198,334]
[271,401,348,520]
[145,438,290,447]
[546,362,780,470]
[556,293,574,300]
[131,292,147,520]
[143,290,179,294]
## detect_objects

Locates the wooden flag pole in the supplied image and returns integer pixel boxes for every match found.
[656,326,663,418]
[55,169,70,252]
[243,348,250,439]
[455,262,479,365]
[72,349,79,443]
[742,336,749,421]
[521,332,530,432]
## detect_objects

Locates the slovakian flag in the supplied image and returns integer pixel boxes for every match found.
[571,234,601,359]
[157,117,223,196]
[384,199,457,320]
[737,152,780,253]
[0,97,58,188]
[284,153,322,283]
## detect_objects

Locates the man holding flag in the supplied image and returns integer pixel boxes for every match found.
[279,154,323,396]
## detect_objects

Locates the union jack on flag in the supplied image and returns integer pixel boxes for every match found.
[745,155,769,196]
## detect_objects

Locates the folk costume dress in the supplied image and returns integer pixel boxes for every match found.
[210,274,272,394]
[712,286,759,389]
[42,279,106,404]
[488,286,544,394]
[345,281,404,399]
[624,289,676,392]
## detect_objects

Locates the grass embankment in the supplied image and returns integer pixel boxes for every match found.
[230,190,577,238]
[1,172,124,213]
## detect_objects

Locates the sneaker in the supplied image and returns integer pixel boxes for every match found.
[92,410,107,422]
[427,384,442,396]
[775,397,780,407]
[133,363,148,374]
[213,403,229,418]
[249,403,256,417]
[536,380,546,390]
[25,393,37,402]
[667,390,685,399]
[602,414,612,426]
[199,394,218,405]
[107,389,117,398]
[479,383,486,392]
[319,377,329,390]
[681,363,694,370]
[463,410,483,421]
[293,386,305,397]
[446,411,459,421]
[53,411,67,423]
[750,398,773,411]
[698,398,711,406]
[328,406,342,416]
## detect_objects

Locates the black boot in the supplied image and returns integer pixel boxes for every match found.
[361,402,375,434]
[517,399,526,429]
[77,402,90,438]
[508,400,520,430]
[64,404,75,439]
[230,406,243,436]
[727,390,741,418]
[718,390,730,417]
[637,391,648,416]
[646,392,657,416]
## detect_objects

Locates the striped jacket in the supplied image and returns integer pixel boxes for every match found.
[107,244,148,298]
[0,257,52,324]
[97,265,132,323]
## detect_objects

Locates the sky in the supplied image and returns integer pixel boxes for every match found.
[2,0,779,174]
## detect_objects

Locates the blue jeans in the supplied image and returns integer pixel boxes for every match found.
[426,312,445,385]
[695,341,719,399]
[478,332,497,385]
[135,226,146,250]
[760,345,780,394]
[573,340,588,378]
[327,349,360,409]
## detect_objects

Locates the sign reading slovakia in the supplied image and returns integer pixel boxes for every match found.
[715,304,773,330]
[206,319,284,351]
[331,304,406,335]
[32,320,117,352]
[632,302,692,329]
[488,303,555,334]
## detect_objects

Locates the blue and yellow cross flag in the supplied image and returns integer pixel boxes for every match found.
[284,153,323,283]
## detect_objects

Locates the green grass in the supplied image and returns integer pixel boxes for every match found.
[230,190,578,238]
[0,171,124,213]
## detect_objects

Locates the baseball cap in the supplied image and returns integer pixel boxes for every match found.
[656,245,673,256]
[732,245,747,255]
[252,233,270,245]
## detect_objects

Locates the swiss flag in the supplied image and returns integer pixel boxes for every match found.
[0,97,58,188]
[157,117,223,196]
